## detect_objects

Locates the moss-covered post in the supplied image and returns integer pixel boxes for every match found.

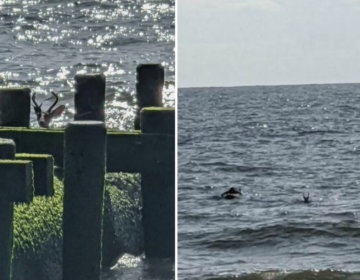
[62,121,106,280]
[15,154,54,197]
[74,74,106,122]
[0,138,33,280]
[0,88,31,127]
[140,108,175,258]
[0,139,15,280]
[134,64,164,130]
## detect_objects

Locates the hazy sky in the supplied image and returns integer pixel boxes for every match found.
[178,0,360,87]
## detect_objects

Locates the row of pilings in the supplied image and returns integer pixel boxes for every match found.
[0,64,175,280]
[0,64,164,127]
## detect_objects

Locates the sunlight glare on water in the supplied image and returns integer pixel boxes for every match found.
[0,0,175,130]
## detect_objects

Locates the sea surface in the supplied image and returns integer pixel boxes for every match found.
[0,0,175,129]
[0,0,174,279]
[178,84,360,280]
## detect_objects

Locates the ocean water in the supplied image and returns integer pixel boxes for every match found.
[0,0,175,129]
[0,0,174,279]
[178,84,360,280]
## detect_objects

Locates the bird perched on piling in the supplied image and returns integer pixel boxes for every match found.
[221,187,242,199]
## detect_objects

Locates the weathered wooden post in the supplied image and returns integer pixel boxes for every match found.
[62,121,106,280]
[0,89,55,197]
[140,108,175,258]
[0,138,34,280]
[134,64,164,130]
[15,154,54,196]
[0,88,31,127]
[74,74,106,122]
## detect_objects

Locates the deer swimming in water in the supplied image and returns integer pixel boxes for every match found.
[32,91,65,128]
[221,187,242,199]
[303,193,310,203]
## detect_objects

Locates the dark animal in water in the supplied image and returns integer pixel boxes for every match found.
[303,193,310,203]
[32,91,65,128]
[221,187,242,199]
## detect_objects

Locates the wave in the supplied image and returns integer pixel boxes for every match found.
[336,105,358,111]
[195,221,360,249]
[201,269,360,280]
[197,161,280,174]
[178,85,360,279]
[178,136,193,145]
[214,165,278,175]
[297,130,343,136]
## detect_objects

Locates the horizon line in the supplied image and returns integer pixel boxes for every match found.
[179,81,360,89]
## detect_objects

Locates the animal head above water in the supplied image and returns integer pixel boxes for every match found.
[32,91,65,128]
[303,193,310,203]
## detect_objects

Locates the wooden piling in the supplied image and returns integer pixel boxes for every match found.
[141,107,175,135]
[0,139,33,280]
[15,154,54,197]
[0,139,15,280]
[140,108,175,258]
[74,74,106,122]
[134,64,164,130]
[0,88,31,127]
[0,138,15,159]
[62,121,106,280]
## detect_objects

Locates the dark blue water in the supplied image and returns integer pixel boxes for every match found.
[0,0,174,279]
[178,84,360,280]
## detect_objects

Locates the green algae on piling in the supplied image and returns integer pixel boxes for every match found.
[11,173,142,280]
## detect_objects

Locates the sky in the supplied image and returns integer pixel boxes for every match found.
[178,0,360,87]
